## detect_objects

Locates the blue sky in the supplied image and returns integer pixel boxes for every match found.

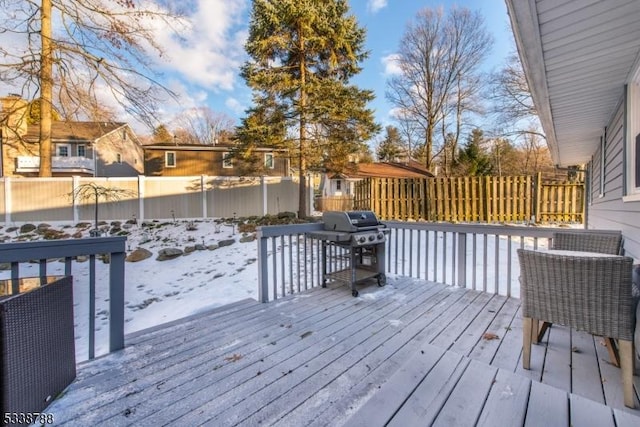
[145,0,516,136]
[152,0,515,134]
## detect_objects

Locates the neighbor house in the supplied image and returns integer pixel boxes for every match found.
[0,96,144,177]
[320,160,434,198]
[143,143,290,177]
[506,0,640,261]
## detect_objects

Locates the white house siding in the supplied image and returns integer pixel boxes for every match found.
[587,98,640,261]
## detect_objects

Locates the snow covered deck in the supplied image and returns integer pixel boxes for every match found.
[46,276,639,426]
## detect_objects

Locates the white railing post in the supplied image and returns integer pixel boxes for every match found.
[109,249,126,352]
[457,232,467,288]
[257,230,270,303]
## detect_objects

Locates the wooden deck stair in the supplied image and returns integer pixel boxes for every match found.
[45,277,639,426]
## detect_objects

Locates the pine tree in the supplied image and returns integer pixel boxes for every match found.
[153,125,173,143]
[238,0,380,217]
[377,126,405,161]
[454,128,493,176]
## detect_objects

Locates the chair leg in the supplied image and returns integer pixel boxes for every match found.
[604,337,620,367]
[537,321,551,343]
[523,317,533,369]
[619,339,636,409]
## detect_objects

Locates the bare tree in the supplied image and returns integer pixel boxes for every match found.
[0,0,184,176]
[386,7,492,171]
[393,108,421,160]
[488,51,545,141]
[171,107,235,145]
[69,182,134,235]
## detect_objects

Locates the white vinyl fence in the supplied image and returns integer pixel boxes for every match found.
[1,175,311,223]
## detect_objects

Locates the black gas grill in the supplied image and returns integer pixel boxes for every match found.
[307,211,388,297]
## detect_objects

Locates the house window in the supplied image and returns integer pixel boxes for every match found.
[265,153,274,169]
[625,79,640,199]
[336,179,342,191]
[223,152,233,168]
[77,144,86,157]
[122,130,127,141]
[56,144,70,157]
[116,153,122,164]
[165,151,176,168]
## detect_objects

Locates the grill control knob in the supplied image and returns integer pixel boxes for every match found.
[368,235,375,242]
[358,236,366,243]
[377,232,384,240]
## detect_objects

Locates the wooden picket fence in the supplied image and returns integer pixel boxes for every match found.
[352,174,584,224]
[315,195,353,211]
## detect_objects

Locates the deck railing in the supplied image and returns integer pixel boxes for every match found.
[0,237,126,360]
[257,222,620,302]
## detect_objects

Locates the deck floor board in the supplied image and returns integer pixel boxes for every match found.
[45,276,639,426]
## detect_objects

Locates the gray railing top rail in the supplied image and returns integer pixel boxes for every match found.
[256,222,323,238]
[381,221,621,237]
[0,237,127,262]
[257,221,620,239]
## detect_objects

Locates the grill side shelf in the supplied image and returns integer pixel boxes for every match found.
[306,230,352,242]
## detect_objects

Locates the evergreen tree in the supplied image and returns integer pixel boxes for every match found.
[238,0,380,217]
[153,125,173,143]
[453,128,493,176]
[376,126,405,161]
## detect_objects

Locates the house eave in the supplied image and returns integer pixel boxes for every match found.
[505,0,560,164]
[505,0,640,168]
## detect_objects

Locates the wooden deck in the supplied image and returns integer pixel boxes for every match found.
[47,276,640,426]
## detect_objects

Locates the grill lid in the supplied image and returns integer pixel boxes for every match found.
[323,210,380,232]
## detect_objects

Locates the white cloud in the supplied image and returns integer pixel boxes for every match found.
[225,97,245,115]
[151,0,248,92]
[381,53,402,76]
[367,0,388,13]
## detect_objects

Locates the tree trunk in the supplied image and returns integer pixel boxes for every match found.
[297,23,307,219]
[39,0,53,177]
[425,121,434,172]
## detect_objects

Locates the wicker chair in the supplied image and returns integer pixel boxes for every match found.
[551,231,623,255]
[517,249,637,408]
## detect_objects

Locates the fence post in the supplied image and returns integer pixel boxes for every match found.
[4,177,11,223]
[308,175,314,216]
[262,176,268,215]
[534,172,542,223]
[138,175,145,222]
[257,229,270,303]
[72,175,80,223]
[201,175,207,218]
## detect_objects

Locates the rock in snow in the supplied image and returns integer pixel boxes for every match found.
[156,248,183,261]
[126,248,153,263]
